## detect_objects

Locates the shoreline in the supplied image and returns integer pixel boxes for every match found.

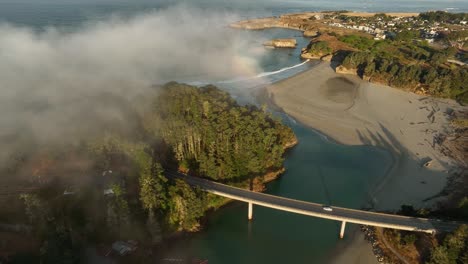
[266,61,463,209]
[264,61,464,263]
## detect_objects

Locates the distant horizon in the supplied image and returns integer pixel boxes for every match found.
[0,0,467,29]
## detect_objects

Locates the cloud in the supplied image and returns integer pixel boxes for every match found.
[0,5,264,168]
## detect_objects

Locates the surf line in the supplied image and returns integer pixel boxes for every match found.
[217,59,311,84]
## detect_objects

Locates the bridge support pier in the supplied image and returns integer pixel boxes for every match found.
[248,202,253,220]
[340,221,346,239]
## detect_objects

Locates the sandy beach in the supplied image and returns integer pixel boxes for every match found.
[266,62,464,263]
[268,62,463,210]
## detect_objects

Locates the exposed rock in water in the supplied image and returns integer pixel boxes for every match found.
[336,65,358,75]
[263,38,297,48]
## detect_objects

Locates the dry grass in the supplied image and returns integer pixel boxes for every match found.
[313,33,357,52]
[381,229,437,264]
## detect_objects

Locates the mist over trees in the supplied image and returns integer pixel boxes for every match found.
[149,83,295,180]
[2,82,295,262]
[0,6,265,172]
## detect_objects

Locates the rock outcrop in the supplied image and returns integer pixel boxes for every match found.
[300,53,333,61]
[321,54,333,62]
[300,53,321,60]
[336,65,358,75]
[303,30,319,37]
[263,38,297,48]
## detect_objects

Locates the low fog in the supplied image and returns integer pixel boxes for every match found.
[0,6,265,168]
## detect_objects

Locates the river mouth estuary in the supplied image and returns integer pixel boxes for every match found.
[4,2,446,263]
[160,28,394,263]
[162,121,392,263]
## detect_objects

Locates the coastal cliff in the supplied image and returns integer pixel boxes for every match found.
[303,30,319,37]
[335,65,358,75]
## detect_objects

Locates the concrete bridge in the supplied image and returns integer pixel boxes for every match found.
[167,171,460,238]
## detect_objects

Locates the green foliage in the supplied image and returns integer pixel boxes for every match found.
[167,179,205,231]
[395,30,419,42]
[439,31,468,49]
[374,13,391,21]
[419,11,468,23]
[20,194,48,230]
[17,82,295,239]
[147,83,295,180]
[427,246,450,264]
[339,35,376,50]
[106,184,130,231]
[402,233,417,246]
[339,37,468,103]
[306,41,332,56]
[342,51,372,69]
[427,225,468,264]
[40,224,80,264]
[87,83,294,231]
[140,163,167,212]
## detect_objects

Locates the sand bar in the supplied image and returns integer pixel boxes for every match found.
[267,62,464,210]
[266,62,465,263]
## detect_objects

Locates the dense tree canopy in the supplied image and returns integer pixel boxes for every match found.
[304,41,333,56]
[427,225,468,264]
[145,82,296,180]
[78,83,295,234]
[339,37,468,104]
[419,11,468,23]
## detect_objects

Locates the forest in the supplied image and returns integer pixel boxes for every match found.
[0,83,295,263]
[304,41,333,57]
[418,11,468,23]
[338,35,468,104]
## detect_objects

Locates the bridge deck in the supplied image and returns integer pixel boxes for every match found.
[167,172,461,234]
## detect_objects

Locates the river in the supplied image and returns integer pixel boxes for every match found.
[159,28,393,263]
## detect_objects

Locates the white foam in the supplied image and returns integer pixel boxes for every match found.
[217,60,310,84]
[186,60,311,87]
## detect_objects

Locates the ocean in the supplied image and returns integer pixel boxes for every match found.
[0,0,467,29]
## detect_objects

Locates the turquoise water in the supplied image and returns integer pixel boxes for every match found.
[161,113,392,263]
[150,18,394,264]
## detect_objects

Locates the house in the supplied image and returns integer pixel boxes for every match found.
[375,28,384,34]
[103,189,114,195]
[313,14,323,20]
[374,33,386,40]
[111,241,138,256]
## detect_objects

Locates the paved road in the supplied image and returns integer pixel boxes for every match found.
[166,172,466,234]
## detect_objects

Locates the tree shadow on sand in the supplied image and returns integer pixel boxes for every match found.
[355,123,465,232]
[355,122,454,210]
